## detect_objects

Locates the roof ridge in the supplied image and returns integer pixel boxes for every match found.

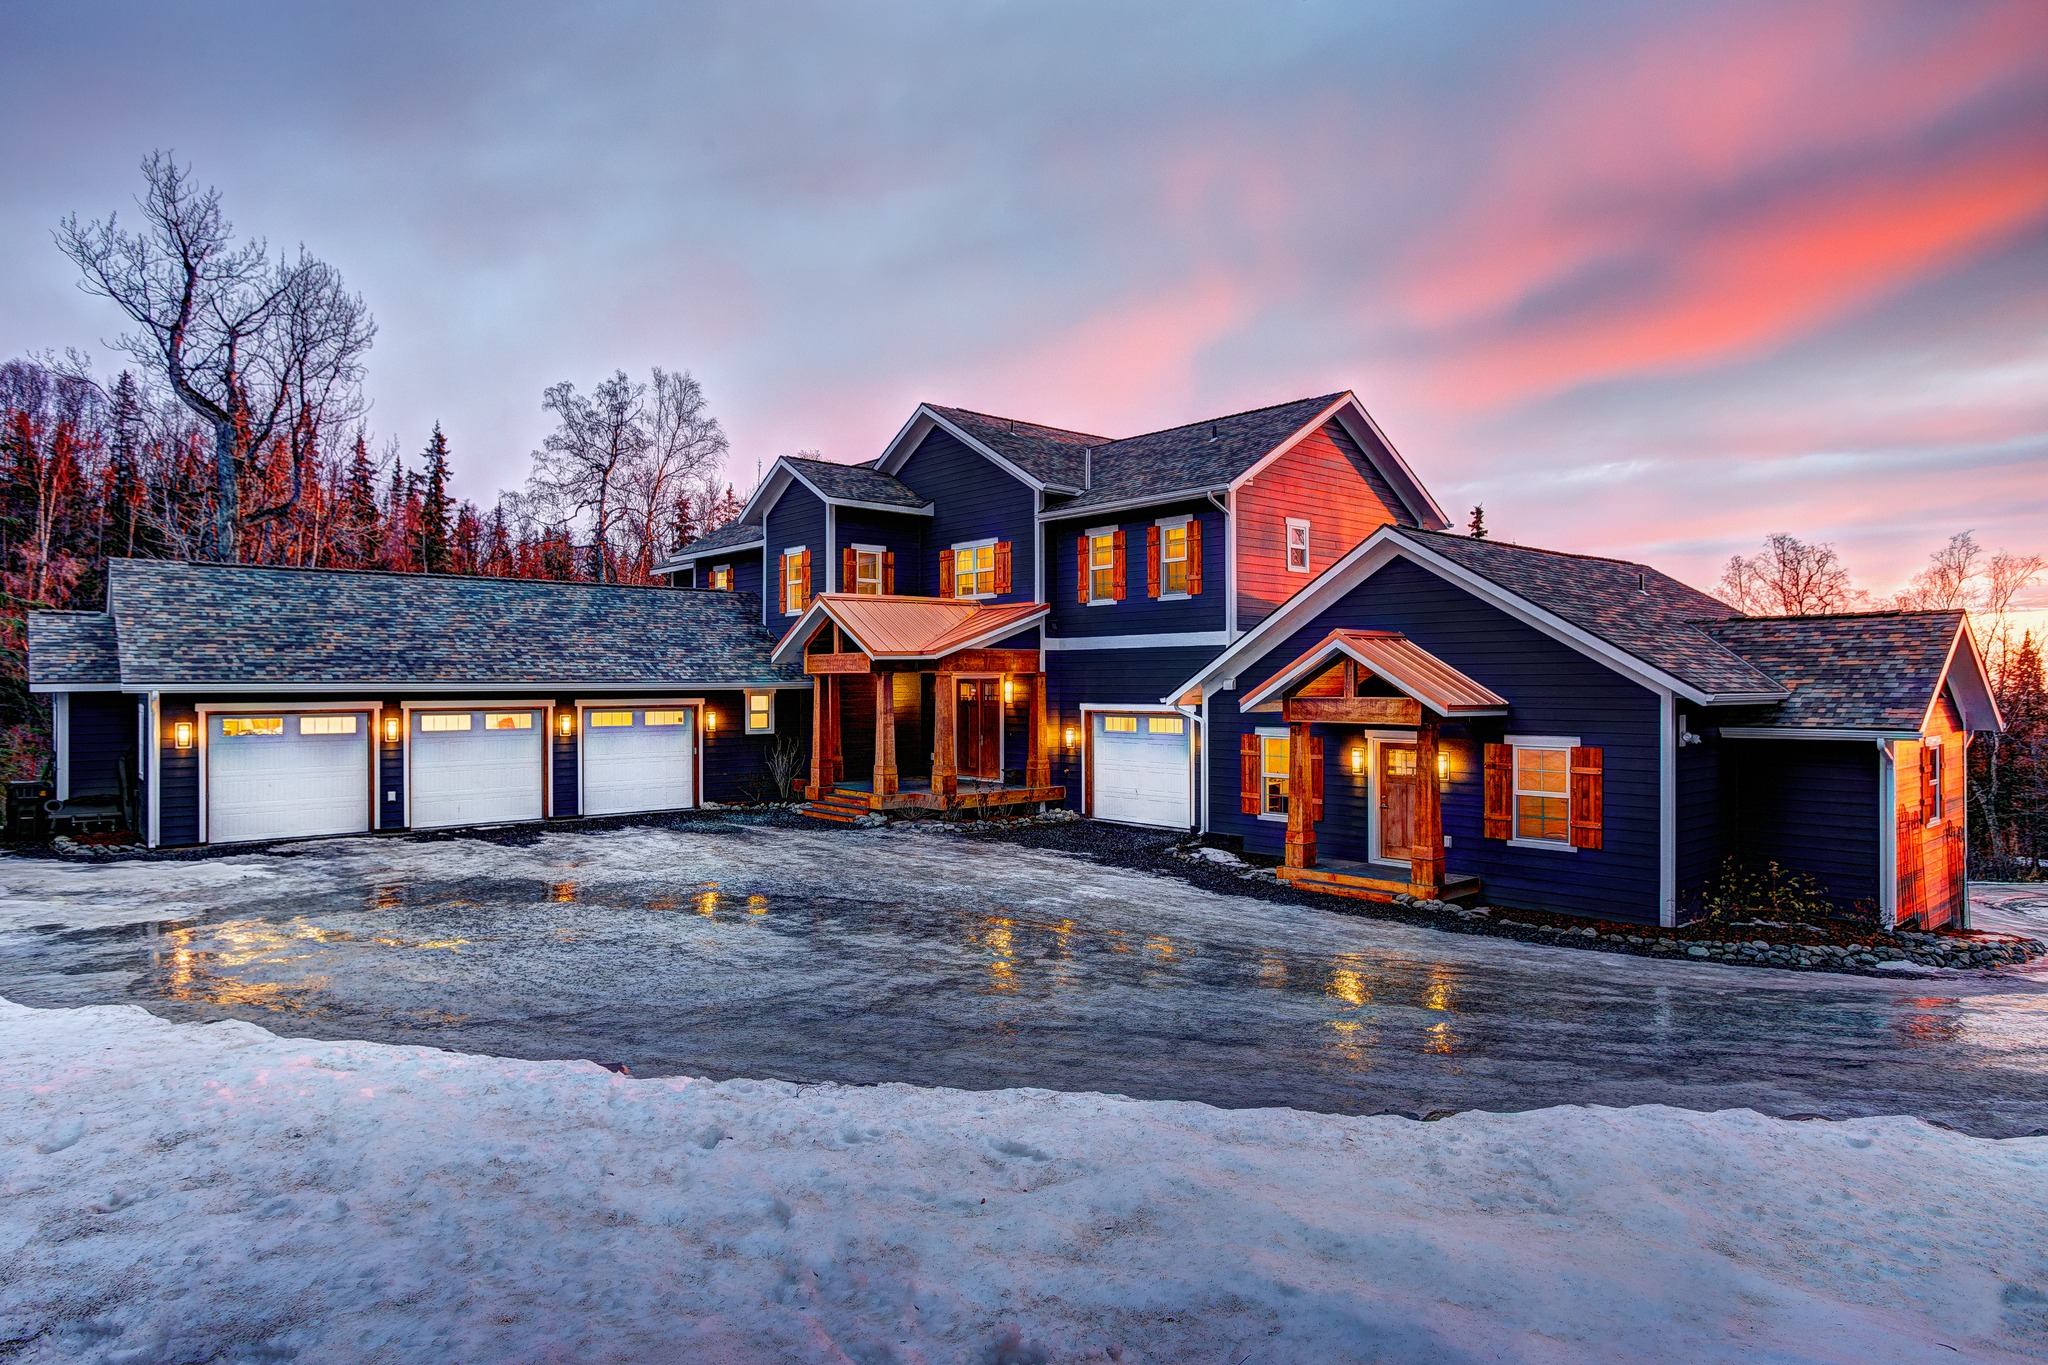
[925,405,1112,443]
[1399,526,1679,575]
[108,557,718,594]
[1712,608,1966,624]
[1095,391,1348,450]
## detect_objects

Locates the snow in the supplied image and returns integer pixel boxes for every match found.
[1974,882,2048,938]
[4,999,2045,1363]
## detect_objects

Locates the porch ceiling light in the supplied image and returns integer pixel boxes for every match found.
[172,720,194,751]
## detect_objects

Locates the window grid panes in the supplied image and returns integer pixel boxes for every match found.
[1261,735,1290,814]
[420,713,471,733]
[783,553,806,613]
[1148,715,1184,735]
[955,543,996,597]
[483,712,533,730]
[855,550,883,595]
[298,715,357,736]
[221,716,284,738]
[588,710,633,728]
[1088,534,1116,601]
[746,693,773,733]
[1160,523,1189,595]
[1286,520,1311,572]
[1514,746,1570,843]
[644,710,688,727]
[1102,715,1137,733]
[710,565,732,590]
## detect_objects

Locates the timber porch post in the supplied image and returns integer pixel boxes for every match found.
[1411,718,1443,898]
[873,669,898,797]
[1026,674,1050,789]
[1285,719,1316,869]
[932,672,958,799]
[806,674,831,800]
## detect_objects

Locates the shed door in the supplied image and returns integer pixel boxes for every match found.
[582,707,696,816]
[1090,712,1192,829]
[410,709,546,830]
[207,711,371,844]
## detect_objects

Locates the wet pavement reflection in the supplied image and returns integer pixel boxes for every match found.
[3,826,2046,1136]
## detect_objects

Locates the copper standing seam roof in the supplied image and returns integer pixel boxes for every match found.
[771,594,1049,663]
[1239,629,1509,715]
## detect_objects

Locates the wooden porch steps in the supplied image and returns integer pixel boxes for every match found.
[1279,863,1483,905]
[800,789,871,824]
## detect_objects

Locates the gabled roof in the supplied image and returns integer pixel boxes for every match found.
[782,455,931,510]
[26,611,120,689]
[655,519,764,571]
[1238,629,1509,716]
[770,594,1047,665]
[62,558,803,692]
[1705,611,2000,733]
[1052,393,1343,511]
[921,407,1109,490]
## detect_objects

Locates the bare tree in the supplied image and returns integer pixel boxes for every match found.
[1982,549,2048,682]
[1893,531,1982,611]
[617,368,729,580]
[1717,533,1863,616]
[56,152,374,561]
[526,371,651,583]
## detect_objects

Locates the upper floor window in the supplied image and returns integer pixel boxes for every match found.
[954,540,996,598]
[1922,737,1944,822]
[853,546,884,596]
[1088,531,1118,602]
[1513,744,1570,844]
[1160,520,1190,595]
[709,564,733,591]
[781,548,810,615]
[1286,518,1311,573]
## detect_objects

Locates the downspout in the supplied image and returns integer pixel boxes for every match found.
[146,690,162,849]
[825,505,837,593]
[1659,691,1677,928]
[1877,738,1898,930]
[52,692,70,800]
[1207,490,1234,640]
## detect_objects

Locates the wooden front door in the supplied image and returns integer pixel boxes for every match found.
[1378,742,1419,861]
[956,679,1002,781]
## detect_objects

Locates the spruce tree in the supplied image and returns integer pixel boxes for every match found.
[1468,505,1487,539]
[418,423,453,574]
[342,435,379,566]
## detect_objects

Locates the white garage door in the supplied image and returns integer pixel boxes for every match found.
[582,706,696,816]
[1091,712,1193,829]
[410,708,546,830]
[207,711,371,843]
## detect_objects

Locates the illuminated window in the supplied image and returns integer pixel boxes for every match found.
[1088,532,1116,602]
[420,713,472,733]
[221,716,283,738]
[1514,746,1570,844]
[1384,746,1417,778]
[298,715,358,736]
[853,546,884,596]
[746,692,774,734]
[1286,518,1311,573]
[709,565,733,591]
[1148,715,1184,735]
[644,710,689,727]
[783,550,807,614]
[1160,521,1189,595]
[588,710,633,728]
[1261,734,1290,815]
[954,541,996,597]
[483,712,533,730]
[1103,715,1138,733]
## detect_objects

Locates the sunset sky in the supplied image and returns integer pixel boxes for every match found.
[2,1,2043,609]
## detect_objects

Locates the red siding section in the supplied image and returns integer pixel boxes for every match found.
[1898,691,1967,930]
[1235,419,1409,629]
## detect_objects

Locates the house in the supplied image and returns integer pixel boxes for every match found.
[1169,525,2001,930]
[25,387,2002,936]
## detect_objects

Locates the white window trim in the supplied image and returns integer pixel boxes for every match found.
[710,563,733,590]
[951,536,999,601]
[1254,724,1289,823]
[1924,735,1944,825]
[746,689,776,735]
[1084,526,1118,606]
[1506,733,1579,853]
[1285,518,1311,574]
[1156,514,1193,600]
[782,546,807,616]
[193,701,382,846]
[849,543,886,596]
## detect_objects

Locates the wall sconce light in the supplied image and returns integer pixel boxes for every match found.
[558,711,575,738]
[1063,725,1079,749]
[703,709,717,731]
[1002,679,1015,705]
[1350,746,1366,774]
[172,720,194,751]
[383,715,401,744]
[1437,750,1449,781]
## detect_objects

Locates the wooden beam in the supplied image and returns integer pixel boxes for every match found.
[805,652,871,674]
[1410,718,1443,899]
[873,668,898,797]
[1285,719,1316,870]
[805,674,831,800]
[1283,696,1423,726]
[932,672,958,799]
[936,648,1039,675]
[1026,673,1050,789]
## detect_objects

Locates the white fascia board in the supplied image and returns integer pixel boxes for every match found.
[876,405,1079,494]
[770,598,836,664]
[1719,726,1919,741]
[1326,401,1452,532]
[1225,395,1352,494]
[1036,487,1228,523]
[656,537,765,571]
[734,459,799,525]
[783,464,935,519]
[1926,618,2004,733]
[28,681,123,693]
[1045,630,1230,652]
[1236,637,1505,714]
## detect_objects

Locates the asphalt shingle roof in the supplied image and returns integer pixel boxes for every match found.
[1704,612,1964,731]
[98,558,801,689]
[784,455,929,508]
[1054,393,1351,511]
[1395,528,1786,699]
[25,611,120,687]
[923,406,1109,489]
[661,520,764,564]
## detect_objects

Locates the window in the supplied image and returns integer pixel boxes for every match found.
[420,713,472,733]
[483,712,533,730]
[709,565,733,591]
[1088,532,1117,602]
[1160,521,1190,595]
[1924,738,1944,822]
[954,541,996,597]
[746,692,774,735]
[1261,734,1290,815]
[782,550,808,614]
[298,715,357,736]
[588,710,634,728]
[1286,519,1311,573]
[1147,715,1185,735]
[221,716,283,738]
[853,546,884,596]
[1513,745,1570,844]
[644,710,689,727]
[1103,715,1138,733]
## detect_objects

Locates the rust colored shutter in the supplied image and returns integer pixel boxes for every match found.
[1569,746,1604,850]
[1309,735,1325,821]
[842,546,856,594]
[1185,518,1203,595]
[1112,530,1128,601]
[1077,536,1089,603]
[1240,734,1261,814]
[995,540,1012,594]
[883,551,895,594]
[939,548,955,597]
[1483,742,1511,839]
[799,549,811,607]
[779,553,790,613]
[1146,525,1161,598]
[1920,743,1937,820]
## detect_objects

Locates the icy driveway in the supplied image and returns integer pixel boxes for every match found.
[4,820,2047,1137]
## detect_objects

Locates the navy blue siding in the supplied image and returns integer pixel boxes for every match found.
[552,704,579,817]
[1675,702,1720,905]
[670,564,694,588]
[895,429,1037,603]
[763,485,828,624]
[1724,739,1880,914]
[1046,645,1215,812]
[701,689,812,802]
[67,692,137,800]
[832,507,926,593]
[379,704,406,829]
[1042,499,1225,640]
[157,697,199,847]
[1204,557,1664,923]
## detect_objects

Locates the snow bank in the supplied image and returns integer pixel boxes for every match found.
[3,999,2045,1364]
